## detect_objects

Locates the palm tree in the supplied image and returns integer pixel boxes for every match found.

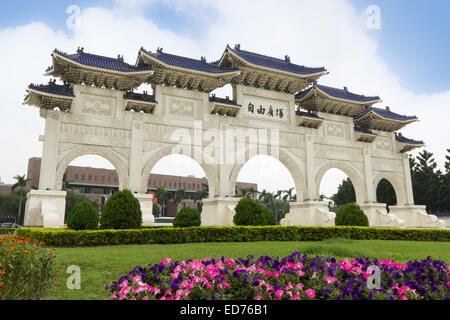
[282,187,295,202]
[11,174,29,225]
[194,184,209,212]
[174,189,186,212]
[155,186,168,217]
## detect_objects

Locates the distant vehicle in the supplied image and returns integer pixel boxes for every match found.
[0,222,23,228]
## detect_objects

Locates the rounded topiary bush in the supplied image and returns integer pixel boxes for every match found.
[173,207,201,228]
[100,190,142,229]
[335,203,369,227]
[261,206,276,225]
[233,197,266,226]
[66,201,99,230]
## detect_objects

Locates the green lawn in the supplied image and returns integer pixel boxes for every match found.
[46,239,450,300]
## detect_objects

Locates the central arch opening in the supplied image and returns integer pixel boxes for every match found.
[376,178,397,211]
[235,155,296,223]
[62,155,119,221]
[319,168,356,212]
[148,154,209,217]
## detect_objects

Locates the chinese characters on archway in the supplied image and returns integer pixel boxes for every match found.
[247,103,284,119]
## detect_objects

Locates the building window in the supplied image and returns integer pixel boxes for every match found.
[114,177,117,182]
[75,174,78,181]
[108,176,111,182]
[197,184,200,189]
[183,183,186,188]
[169,182,171,187]
[95,176,98,182]
[102,176,105,182]
[82,174,85,181]
[89,175,92,181]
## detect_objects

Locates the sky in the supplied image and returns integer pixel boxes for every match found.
[0,0,449,198]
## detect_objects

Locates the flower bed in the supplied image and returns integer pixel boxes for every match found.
[106,252,450,300]
[0,235,58,300]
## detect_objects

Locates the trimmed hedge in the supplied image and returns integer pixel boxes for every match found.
[100,189,142,229]
[15,226,450,247]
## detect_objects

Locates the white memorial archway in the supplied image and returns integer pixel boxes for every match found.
[23,45,444,228]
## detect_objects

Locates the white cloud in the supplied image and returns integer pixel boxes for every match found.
[0,0,448,200]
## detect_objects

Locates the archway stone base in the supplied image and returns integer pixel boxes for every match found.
[358,203,405,228]
[134,193,155,226]
[201,197,240,226]
[281,201,335,226]
[24,190,67,228]
[389,205,446,229]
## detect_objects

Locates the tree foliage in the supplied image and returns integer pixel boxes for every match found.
[100,189,142,229]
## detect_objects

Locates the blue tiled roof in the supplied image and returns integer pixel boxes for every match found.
[227,44,326,75]
[395,133,424,145]
[354,106,417,122]
[52,48,153,73]
[124,91,157,103]
[209,95,241,106]
[140,47,239,74]
[296,82,380,103]
[27,80,74,97]
[354,125,376,135]
[296,110,323,119]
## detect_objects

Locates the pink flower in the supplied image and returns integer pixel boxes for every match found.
[324,275,337,284]
[306,289,315,299]
[265,270,272,278]
[119,280,129,288]
[311,271,317,279]
[295,283,304,290]
[275,289,284,299]
[226,259,235,267]
[447,282,450,289]
[160,258,172,265]
[118,286,131,300]
[285,282,292,291]
[273,271,280,279]
[292,293,300,300]
[132,275,142,283]
[254,295,263,300]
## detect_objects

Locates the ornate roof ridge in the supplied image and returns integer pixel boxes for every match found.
[228,44,327,73]
[296,82,381,102]
[395,132,424,145]
[28,80,74,97]
[140,47,239,73]
[355,106,418,121]
[52,47,153,72]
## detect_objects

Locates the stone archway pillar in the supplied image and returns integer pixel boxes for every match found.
[134,193,154,226]
[357,203,405,228]
[201,197,240,226]
[281,200,335,226]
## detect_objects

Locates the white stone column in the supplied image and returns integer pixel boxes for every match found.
[402,153,415,205]
[305,133,316,200]
[362,147,375,203]
[129,114,144,193]
[134,193,154,226]
[38,110,61,191]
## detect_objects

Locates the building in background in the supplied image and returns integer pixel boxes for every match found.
[26,157,256,217]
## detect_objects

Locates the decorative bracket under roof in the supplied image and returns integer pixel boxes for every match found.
[295,109,324,129]
[295,83,381,117]
[24,80,74,112]
[395,132,425,153]
[354,125,377,143]
[354,106,418,132]
[46,48,154,91]
[217,45,328,94]
[209,95,241,117]
[124,91,158,114]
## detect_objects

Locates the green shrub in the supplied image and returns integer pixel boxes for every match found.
[261,206,276,225]
[173,207,201,228]
[15,226,450,247]
[66,201,99,230]
[233,198,265,226]
[335,203,369,227]
[0,234,57,299]
[100,190,142,230]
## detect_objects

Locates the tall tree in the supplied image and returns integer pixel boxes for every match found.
[331,177,356,208]
[174,189,186,212]
[376,179,397,207]
[412,150,442,213]
[194,184,209,212]
[155,186,169,217]
[11,174,29,225]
